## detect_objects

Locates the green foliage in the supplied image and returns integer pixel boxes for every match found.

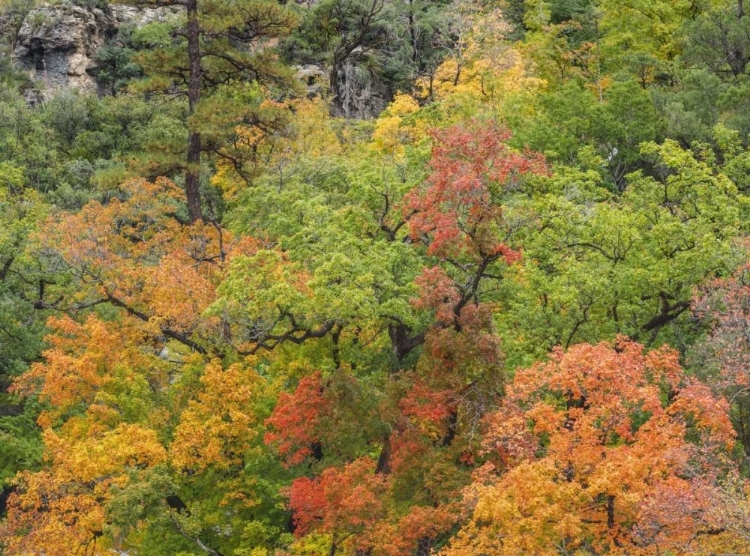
[93,27,142,96]
[510,80,659,189]
[497,140,748,367]
[283,0,451,101]
[683,2,750,77]
[4,0,750,551]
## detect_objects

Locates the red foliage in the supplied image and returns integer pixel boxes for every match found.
[388,428,430,475]
[264,372,330,465]
[400,377,456,425]
[694,263,750,391]
[406,121,547,261]
[288,458,385,547]
[412,266,461,324]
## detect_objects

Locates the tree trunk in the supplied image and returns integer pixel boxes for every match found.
[375,434,392,475]
[186,0,203,223]
[606,495,615,529]
[416,537,432,556]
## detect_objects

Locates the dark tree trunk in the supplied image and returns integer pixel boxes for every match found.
[606,495,615,529]
[416,537,432,556]
[186,0,203,223]
[376,322,425,476]
[375,434,392,475]
[388,323,424,362]
[440,410,457,447]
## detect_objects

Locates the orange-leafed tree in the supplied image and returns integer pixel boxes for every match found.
[1,178,263,555]
[442,339,737,556]
[33,177,265,360]
[39,177,228,350]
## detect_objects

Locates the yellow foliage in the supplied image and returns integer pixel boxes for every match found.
[426,49,545,108]
[170,361,261,473]
[385,93,420,117]
[212,98,342,198]
[1,425,165,556]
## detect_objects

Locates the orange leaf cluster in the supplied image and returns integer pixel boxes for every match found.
[444,339,736,555]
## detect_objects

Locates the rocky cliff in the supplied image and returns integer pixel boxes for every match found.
[12,3,176,100]
[10,2,387,118]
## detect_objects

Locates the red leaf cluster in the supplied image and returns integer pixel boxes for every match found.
[407,121,547,261]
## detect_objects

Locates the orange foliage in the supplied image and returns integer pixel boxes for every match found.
[1,425,165,556]
[38,178,257,347]
[443,339,736,556]
[372,505,457,556]
[1,179,264,554]
[12,314,165,430]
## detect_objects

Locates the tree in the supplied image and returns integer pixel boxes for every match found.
[8,6,750,552]
[495,139,747,369]
[684,0,750,78]
[382,0,451,97]
[282,0,391,117]
[251,120,547,555]
[691,259,750,458]
[510,80,658,190]
[0,177,285,555]
[442,339,737,555]
[123,0,298,222]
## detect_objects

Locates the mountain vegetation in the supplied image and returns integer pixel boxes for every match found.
[2,0,750,554]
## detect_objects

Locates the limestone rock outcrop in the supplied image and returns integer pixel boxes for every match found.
[12,3,176,98]
[10,3,389,119]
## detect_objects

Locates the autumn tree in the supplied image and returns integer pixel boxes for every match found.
[2,312,171,554]
[443,339,737,556]
[6,2,750,553]
[690,258,750,461]
[249,119,547,554]
[0,178,269,554]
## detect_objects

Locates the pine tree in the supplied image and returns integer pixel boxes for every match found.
[122,0,298,222]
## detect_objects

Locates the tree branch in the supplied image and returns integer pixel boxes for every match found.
[104,292,208,354]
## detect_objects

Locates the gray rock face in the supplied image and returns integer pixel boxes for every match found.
[13,5,112,95]
[11,3,388,119]
[295,64,326,97]
[110,4,180,27]
[12,3,177,99]
[331,57,390,120]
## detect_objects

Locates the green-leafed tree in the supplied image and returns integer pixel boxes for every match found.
[497,139,749,368]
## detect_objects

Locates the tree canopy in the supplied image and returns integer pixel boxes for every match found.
[3,0,750,554]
